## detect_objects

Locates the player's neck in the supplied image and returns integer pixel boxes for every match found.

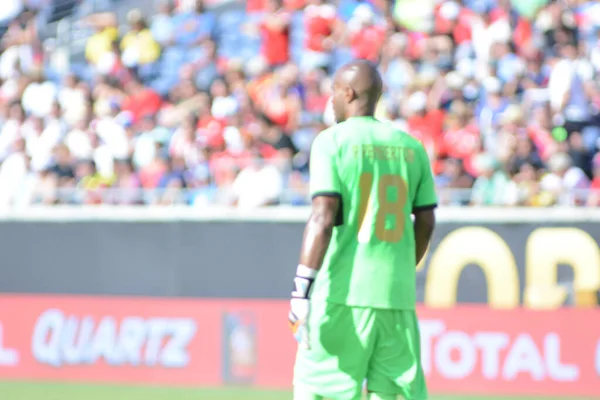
[347,106,376,119]
[348,112,375,118]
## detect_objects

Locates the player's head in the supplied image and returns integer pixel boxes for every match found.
[331,60,383,123]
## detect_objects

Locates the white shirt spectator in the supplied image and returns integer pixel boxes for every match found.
[0,151,28,208]
[0,47,22,81]
[94,144,115,179]
[64,128,93,160]
[12,170,39,209]
[59,86,87,124]
[151,13,175,47]
[22,81,58,117]
[548,58,592,122]
[211,96,238,119]
[541,153,590,205]
[0,119,22,161]
[133,132,157,169]
[233,163,283,208]
[0,78,20,101]
[24,119,63,171]
[95,117,130,160]
[471,17,510,66]
[0,0,22,23]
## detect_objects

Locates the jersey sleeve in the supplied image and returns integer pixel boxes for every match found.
[309,131,344,225]
[309,131,341,197]
[413,144,438,212]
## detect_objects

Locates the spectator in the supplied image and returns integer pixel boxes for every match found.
[258,0,291,68]
[548,43,593,134]
[170,113,199,164]
[0,101,25,161]
[539,152,590,206]
[151,0,176,47]
[139,152,168,190]
[471,153,513,206]
[120,9,161,74]
[84,13,119,67]
[567,131,593,178]
[133,114,169,170]
[381,33,414,94]
[478,77,509,147]
[588,154,600,207]
[440,100,480,176]
[232,154,284,208]
[21,70,57,118]
[0,0,23,25]
[405,91,444,168]
[0,137,29,207]
[348,4,386,63]
[171,0,215,48]
[121,77,162,123]
[436,158,474,205]
[192,40,219,92]
[58,74,88,125]
[1,8,40,79]
[505,162,542,206]
[64,118,93,161]
[302,0,337,72]
[24,109,62,172]
[158,155,187,190]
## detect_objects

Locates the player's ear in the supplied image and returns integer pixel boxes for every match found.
[345,87,356,103]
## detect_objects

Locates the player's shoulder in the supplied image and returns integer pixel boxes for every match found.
[313,124,341,149]
[378,120,428,150]
[400,130,427,151]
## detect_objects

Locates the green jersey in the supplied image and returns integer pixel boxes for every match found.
[309,116,438,310]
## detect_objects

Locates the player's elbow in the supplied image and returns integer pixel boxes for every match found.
[308,211,335,237]
[414,209,435,232]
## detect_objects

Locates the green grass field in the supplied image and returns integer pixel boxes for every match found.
[0,381,597,400]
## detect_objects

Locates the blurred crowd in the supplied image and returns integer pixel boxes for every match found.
[1,0,600,208]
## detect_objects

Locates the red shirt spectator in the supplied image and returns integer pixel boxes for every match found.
[407,105,445,173]
[588,154,600,206]
[489,7,532,51]
[139,157,168,189]
[210,142,277,185]
[247,0,303,12]
[260,0,291,66]
[528,124,554,161]
[121,81,162,123]
[197,115,227,147]
[285,0,305,10]
[247,0,265,12]
[441,124,480,176]
[305,90,328,113]
[304,3,336,52]
[350,24,386,62]
[407,108,445,144]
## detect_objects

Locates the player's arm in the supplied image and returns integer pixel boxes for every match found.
[290,132,341,340]
[298,195,339,270]
[412,145,438,265]
[293,131,341,292]
[414,209,435,265]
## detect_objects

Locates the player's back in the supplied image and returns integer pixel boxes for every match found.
[310,116,436,310]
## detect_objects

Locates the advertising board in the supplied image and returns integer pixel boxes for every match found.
[0,296,598,396]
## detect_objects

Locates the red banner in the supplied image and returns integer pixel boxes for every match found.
[0,296,598,396]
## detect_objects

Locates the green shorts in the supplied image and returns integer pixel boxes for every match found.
[293,302,427,400]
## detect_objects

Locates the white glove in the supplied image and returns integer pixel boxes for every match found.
[289,297,310,349]
[289,265,317,349]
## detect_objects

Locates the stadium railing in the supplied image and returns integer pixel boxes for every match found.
[5,188,599,208]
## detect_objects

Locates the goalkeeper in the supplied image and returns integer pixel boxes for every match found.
[288,60,437,400]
